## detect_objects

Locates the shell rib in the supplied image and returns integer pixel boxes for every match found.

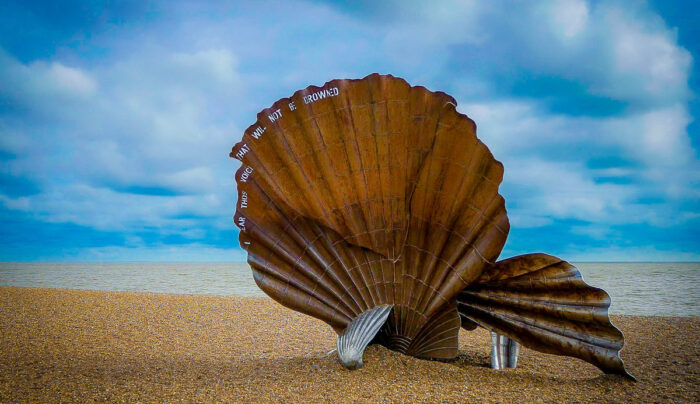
[231,73,509,360]
[337,305,393,370]
[457,253,634,380]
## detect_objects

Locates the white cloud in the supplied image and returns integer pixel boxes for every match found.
[383,0,483,50]
[46,63,98,96]
[547,0,589,39]
[434,1,692,108]
[462,99,695,171]
[0,46,244,237]
[573,4,692,105]
[504,158,635,223]
[459,101,591,156]
[0,0,696,260]
[606,104,693,168]
[171,49,239,86]
[0,49,98,115]
[161,167,217,194]
[0,183,226,232]
[609,11,691,99]
[459,98,697,229]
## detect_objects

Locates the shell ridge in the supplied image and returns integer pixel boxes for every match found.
[288,92,382,312]
[280,100,340,230]
[407,305,455,355]
[393,87,430,312]
[442,192,503,273]
[406,101,460,328]
[357,249,380,308]
[420,193,507,318]
[345,81,382,258]
[337,304,393,369]
[488,268,584,288]
[365,81,390,304]
[392,88,429,270]
[307,221,370,315]
[447,164,501,257]
[248,241,354,320]
[242,190,363,320]
[306,94,359,239]
[311,221,371,315]
[395,100,433,324]
[460,303,621,351]
[460,290,611,323]
[355,305,387,344]
[321,231,372,313]
[417,116,482,306]
[337,82,385,307]
[318,85,370,245]
[407,305,427,341]
[457,254,633,379]
[337,84,374,254]
[411,109,465,318]
[259,99,340,235]
[478,255,565,283]
[463,281,610,306]
[243,218,301,270]
[416,321,460,349]
[331,108,376,254]
[412,331,460,354]
[343,247,372,311]
[401,91,455,320]
[294,229,358,306]
[403,302,460,358]
[284,213,368,316]
[253,263,348,330]
[235,126,304,222]
[245,215,324,284]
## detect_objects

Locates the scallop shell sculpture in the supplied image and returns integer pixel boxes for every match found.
[231,74,633,379]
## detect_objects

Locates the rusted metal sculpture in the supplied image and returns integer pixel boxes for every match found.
[230,74,633,380]
[458,253,632,378]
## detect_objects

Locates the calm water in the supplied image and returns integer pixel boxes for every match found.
[0,262,698,317]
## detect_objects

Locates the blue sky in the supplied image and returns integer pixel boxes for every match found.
[0,0,698,261]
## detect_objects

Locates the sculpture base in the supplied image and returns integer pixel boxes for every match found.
[337,305,393,370]
[490,332,519,369]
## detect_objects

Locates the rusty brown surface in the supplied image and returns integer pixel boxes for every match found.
[230,74,631,378]
[231,74,507,359]
[458,253,633,379]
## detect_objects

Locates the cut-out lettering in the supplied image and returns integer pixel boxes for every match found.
[251,126,266,139]
[239,166,253,182]
[303,87,339,104]
[234,143,250,160]
[240,190,248,209]
[268,108,282,122]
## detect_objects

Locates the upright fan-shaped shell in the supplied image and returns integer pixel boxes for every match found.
[231,74,509,360]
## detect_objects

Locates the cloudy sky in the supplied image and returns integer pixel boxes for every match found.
[0,0,698,261]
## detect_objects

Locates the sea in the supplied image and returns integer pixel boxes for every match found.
[0,262,698,317]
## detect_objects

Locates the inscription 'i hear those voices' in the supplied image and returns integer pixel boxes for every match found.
[240,191,248,209]
[239,166,253,182]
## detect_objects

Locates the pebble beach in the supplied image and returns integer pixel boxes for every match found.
[1,287,698,403]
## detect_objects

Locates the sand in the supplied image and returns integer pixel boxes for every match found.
[0,287,697,403]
